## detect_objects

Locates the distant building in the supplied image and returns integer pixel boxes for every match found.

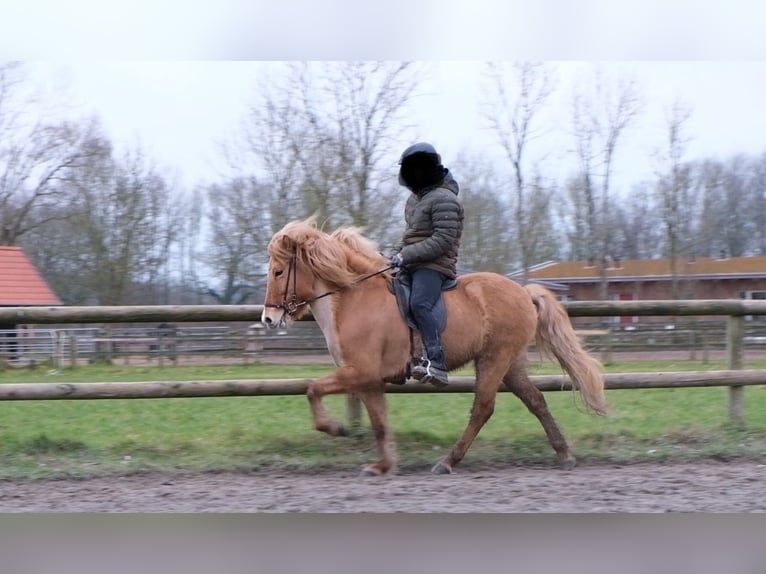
[510,256,766,324]
[0,246,61,307]
[0,246,62,359]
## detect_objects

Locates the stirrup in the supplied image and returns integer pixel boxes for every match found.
[413,358,448,388]
[410,356,428,381]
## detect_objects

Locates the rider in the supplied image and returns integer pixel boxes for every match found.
[389,142,463,387]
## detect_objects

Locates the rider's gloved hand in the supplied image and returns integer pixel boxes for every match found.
[389,253,404,268]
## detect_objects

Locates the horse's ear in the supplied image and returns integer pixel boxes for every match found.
[267,233,299,263]
[301,235,323,263]
[272,233,295,255]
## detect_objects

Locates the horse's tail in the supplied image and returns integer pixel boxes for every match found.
[524,283,608,415]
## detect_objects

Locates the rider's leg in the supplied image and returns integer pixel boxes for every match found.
[409,267,449,387]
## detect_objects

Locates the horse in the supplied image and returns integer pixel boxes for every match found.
[261,217,607,477]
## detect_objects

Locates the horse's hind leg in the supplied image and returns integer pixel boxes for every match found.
[432,359,506,475]
[503,358,576,470]
[356,390,397,477]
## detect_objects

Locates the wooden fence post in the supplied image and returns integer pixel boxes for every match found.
[726,315,745,426]
[702,329,709,364]
[69,335,78,366]
[689,329,696,361]
[603,330,613,364]
[54,331,63,368]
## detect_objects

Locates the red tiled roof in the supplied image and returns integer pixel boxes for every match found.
[0,247,62,305]
[522,256,766,283]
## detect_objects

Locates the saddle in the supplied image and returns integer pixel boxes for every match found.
[387,270,458,383]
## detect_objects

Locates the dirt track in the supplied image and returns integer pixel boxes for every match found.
[1,460,764,512]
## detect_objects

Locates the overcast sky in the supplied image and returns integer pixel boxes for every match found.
[3,1,766,191]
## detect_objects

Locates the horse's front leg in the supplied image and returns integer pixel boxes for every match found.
[306,368,355,437]
[356,390,397,477]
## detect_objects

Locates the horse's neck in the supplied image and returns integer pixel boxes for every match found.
[309,276,390,365]
[310,279,343,364]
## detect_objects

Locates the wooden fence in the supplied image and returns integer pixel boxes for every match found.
[0,370,764,401]
[1,300,766,424]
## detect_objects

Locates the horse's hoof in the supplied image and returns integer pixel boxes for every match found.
[359,468,381,478]
[336,424,348,437]
[560,459,576,471]
[431,462,453,475]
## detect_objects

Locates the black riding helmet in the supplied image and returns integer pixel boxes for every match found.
[398,142,445,191]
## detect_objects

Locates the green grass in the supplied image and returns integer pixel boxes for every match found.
[0,359,765,479]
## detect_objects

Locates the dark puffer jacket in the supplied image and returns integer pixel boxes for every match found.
[396,171,463,279]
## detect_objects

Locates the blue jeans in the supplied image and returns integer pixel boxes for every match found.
[408,267,447,368]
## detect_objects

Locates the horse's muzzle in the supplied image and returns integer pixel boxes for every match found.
[261,307,287,329]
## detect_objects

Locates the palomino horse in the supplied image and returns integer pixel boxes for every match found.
[261,218,607,476]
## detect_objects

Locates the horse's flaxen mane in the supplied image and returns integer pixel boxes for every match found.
[269,217,388,288]
[328,226,383,261]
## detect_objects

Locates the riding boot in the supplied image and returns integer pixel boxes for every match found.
[412,341,449,388]
[409,331,425,379]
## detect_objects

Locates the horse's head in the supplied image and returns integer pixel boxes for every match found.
[261,224,318,327]
[261,217,389,328]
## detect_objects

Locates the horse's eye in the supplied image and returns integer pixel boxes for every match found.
[274,270,284,278]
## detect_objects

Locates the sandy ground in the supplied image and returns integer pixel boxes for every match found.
[0,460,764,513]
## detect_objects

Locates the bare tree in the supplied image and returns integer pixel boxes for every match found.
[693,158,726,257]
[62,146,180,305]
[611,182,664,260]
[569,67,642,298]
[201,176,272,304]
[719,154,756,257]
[686,153,766,260]
[559,174,590,261]
[234,64,309,235]
[235,62,421,245]
[653,99,694,297]
[450,152,515,273]
[0,63,105,245]
[483,61,556,280]
[751,152,766,255]
[322,61,419,237]
[170,186,206,304]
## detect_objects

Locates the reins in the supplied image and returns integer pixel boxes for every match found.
[265,253,394,318]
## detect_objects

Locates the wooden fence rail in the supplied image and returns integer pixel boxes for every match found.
[0,370,764,401]
[2,298,766,324]
[0,305,266,324]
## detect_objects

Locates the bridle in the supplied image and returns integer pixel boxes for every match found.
[264,253,302,316]
[264,252,394,318]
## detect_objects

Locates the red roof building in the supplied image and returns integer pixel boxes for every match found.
[512,256,766,325]
[0,246,62,306]
[516,256,766,301]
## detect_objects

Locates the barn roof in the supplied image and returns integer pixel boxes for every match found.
[0,246,62,306]
[516,256,766,284]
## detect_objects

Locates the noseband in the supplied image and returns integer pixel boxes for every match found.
[264,253,393,318]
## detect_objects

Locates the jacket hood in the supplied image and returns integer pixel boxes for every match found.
[412,169,459,198]
[440,170,459,196]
